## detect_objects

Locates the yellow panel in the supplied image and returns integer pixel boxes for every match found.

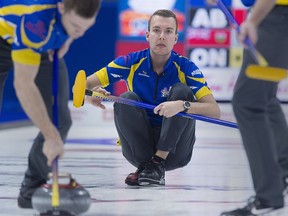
[246,65,287,82]
[276,0,288,5]
[0,20,15,42]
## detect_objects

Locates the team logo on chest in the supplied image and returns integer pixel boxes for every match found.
[25,20,47,40]
[161,87,170,98]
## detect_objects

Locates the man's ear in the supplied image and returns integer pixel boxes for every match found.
[145,31,149,42]
[174,34,178,44]
[57,2,64,15]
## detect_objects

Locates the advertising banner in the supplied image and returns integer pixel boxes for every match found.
[118,0,185,41]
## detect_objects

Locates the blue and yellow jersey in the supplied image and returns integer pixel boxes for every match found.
[95,49,212,126]
[0,0,68,65]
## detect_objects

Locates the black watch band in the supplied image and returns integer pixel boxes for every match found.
[183,101,190,113]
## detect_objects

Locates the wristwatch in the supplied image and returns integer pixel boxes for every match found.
[183,101,190,113]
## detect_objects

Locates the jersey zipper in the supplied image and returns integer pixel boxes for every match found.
[153,74,161,102]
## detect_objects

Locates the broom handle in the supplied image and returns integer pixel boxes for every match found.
[51,50,60,207]
[86,90,238,129]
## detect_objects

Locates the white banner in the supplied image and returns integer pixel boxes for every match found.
[203,67,288,102]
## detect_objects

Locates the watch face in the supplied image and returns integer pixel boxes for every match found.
[184,101,190,109]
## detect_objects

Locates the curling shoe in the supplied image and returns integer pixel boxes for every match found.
[17,177,46,209]
[220,196,284,216]
[138,157,165,186]
[125,163,146,186]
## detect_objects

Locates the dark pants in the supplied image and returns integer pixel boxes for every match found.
[232,6,288,207]
[114,83,196,171]
[0,37,72,182]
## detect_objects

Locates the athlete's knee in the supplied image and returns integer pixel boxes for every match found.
[114,92,140,111]
[168,83,193,101]
[120,91,139,100]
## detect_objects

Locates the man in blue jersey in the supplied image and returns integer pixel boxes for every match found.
[85,9,221,186]
[206,0,288,215]
[0,0,101,208]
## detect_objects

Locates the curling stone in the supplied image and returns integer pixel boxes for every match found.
[32,174,91,216]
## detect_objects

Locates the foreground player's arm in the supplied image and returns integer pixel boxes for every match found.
[239,0,276,44]
[247,0,276,26]
[13,62,64,166]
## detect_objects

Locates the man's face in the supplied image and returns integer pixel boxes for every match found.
[146,15,178,57]
[58,3,96,39]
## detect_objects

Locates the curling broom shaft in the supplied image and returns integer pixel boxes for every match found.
[85,89,238,129]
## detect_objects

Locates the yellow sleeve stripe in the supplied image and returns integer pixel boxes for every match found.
[11,49,41,66]
[195,86,212,100]
[108,61,130,70]
[95,68,109,87]
[20,17,55,49]
[173,62,186,84]
[127,57,146,91]
[0,5,56,16]
[173,62,211,99]
[0,20,15,39]
[186,76,206,84]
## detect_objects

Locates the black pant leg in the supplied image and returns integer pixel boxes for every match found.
[114,92,155,168]
[158,83,196,171]
[232,6,288,206]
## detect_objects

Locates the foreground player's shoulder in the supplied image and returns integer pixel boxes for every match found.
[18,6,56,49]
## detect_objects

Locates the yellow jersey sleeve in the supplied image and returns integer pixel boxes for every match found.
[11,49,41,66]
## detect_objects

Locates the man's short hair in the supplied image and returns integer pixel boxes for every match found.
[148,9,178,33]
[63,0,101,18]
